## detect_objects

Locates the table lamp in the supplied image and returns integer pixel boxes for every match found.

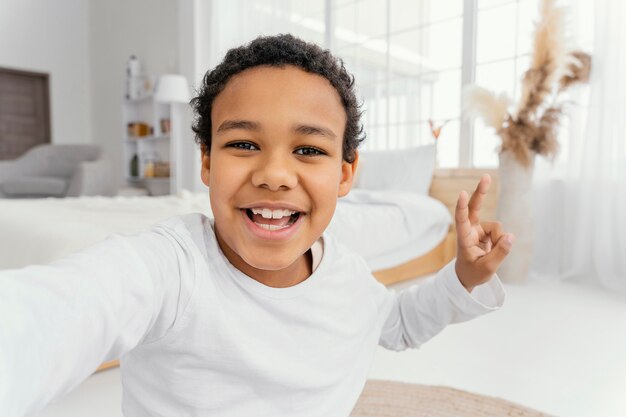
[154,74,190,194]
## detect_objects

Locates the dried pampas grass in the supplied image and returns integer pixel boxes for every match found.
[462,86,511,130]
[516,0,568,118]
[559,51,592,91]
[462,0,592,167]
[535,107,561,157]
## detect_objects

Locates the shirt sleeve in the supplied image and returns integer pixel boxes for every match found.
[0,228,184,417]
[378,260,505,351]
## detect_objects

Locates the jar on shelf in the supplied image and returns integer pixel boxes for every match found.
[125,55,141,100]
[125,55,153,100]
[144,159,155,178]
[154,161,170,178]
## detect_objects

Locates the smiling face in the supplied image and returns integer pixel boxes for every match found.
[201,65,358,287]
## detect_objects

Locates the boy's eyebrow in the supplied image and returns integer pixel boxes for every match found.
[216,119,260,133]
[217,120,337,140]
[294,124,337,140]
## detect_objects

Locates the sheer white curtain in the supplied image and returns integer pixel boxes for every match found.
[197,0,326,76]
[532,0,626,291]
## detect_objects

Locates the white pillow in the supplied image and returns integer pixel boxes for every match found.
[354,144,436,195]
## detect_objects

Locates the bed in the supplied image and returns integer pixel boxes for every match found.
[0,188,451,277]
[0,145,456,277]
[0,143,498,372]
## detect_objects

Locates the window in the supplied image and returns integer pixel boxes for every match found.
[472,0,539,167]
[200,0,588,168]
[332,1,463,169]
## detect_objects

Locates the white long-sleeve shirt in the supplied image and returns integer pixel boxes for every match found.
[0,213,505,417]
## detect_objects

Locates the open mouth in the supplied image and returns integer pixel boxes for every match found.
[243,208,302,231]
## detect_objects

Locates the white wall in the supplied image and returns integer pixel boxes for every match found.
[0,0,92,145]
[89,0,180,192]
[1,0,202,193]
[177,0,218,193]
[178,0,204,193]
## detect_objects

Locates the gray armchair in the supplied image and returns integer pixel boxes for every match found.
[0,144,112,198]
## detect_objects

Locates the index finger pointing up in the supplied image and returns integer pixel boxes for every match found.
[468,174,491,225]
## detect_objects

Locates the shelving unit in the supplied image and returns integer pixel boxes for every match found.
[122,94,173,195]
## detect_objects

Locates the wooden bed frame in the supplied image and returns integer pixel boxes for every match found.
[95,168,499,373]
[373,168,499,285]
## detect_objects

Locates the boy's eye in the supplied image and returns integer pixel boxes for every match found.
[295,147,325,156]
[227,141,259,151]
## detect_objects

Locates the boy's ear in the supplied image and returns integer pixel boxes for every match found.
[338,150,359,198]
[200,144,210,187]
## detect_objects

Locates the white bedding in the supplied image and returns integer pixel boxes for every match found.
[0,189,451,272]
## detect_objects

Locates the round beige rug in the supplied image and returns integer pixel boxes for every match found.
[351,380,555,417]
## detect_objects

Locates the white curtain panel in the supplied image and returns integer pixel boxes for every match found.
[198,0,326,73]
[532,0,626,291]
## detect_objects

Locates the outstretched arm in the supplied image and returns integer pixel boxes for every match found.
[0,229,182,417]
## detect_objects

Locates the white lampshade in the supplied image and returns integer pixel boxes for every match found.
[154,74,190,103]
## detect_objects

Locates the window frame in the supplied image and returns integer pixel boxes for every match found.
[325,0,513,168]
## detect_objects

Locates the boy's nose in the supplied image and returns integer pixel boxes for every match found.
[251,155,298,191]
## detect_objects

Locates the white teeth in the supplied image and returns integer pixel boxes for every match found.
[255,223,289,231]
[250,207,297,219]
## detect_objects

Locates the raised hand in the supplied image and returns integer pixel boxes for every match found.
[454,174,514,292]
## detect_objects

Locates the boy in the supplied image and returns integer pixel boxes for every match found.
[0,34,512,417]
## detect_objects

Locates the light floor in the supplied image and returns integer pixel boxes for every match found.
[34,276,626,417]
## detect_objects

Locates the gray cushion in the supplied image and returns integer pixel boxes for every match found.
[22,145,101,178]
[1,176,67,197]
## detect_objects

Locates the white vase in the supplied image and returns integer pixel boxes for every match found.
[496,150,535,283]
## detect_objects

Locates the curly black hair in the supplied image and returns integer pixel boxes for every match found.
[190,34,364,163]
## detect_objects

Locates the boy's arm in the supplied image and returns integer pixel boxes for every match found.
[378,260,504,351]
[0,229,183,417]
[379,174,509,351]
